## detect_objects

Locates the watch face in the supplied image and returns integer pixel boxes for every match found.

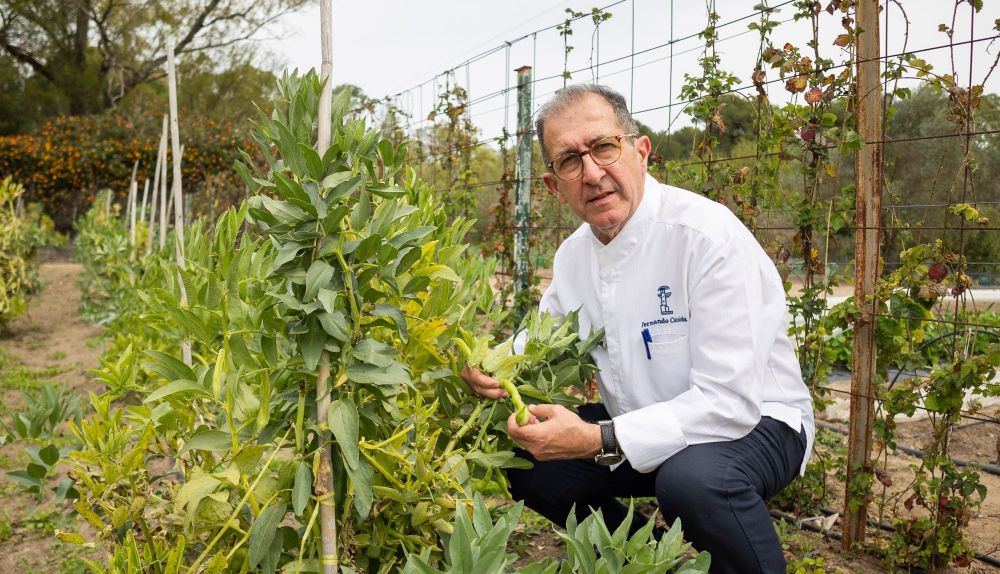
[594,452,623,466]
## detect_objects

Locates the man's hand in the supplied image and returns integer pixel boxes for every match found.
[460,365,509,400]
[507,404,603,461]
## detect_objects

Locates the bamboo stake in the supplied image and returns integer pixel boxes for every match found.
[139,178,149,244]
[314,2,338,572]
[148,123,164,255]
[159,115,169,251]
[129,179,137,246]
[140,177,149,222]
[166,38,192,366]
[126,159,138,237]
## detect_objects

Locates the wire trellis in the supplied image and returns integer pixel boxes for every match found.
[363,0,1000,563]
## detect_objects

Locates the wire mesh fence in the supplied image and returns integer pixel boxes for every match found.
[355,0,1000,567]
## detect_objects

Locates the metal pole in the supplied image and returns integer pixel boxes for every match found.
[843,0,883,549]
[513,65,533,296]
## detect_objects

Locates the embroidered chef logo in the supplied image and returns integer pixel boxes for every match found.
[657,285,673,316]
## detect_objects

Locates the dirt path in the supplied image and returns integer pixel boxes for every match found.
[0,262,105,572]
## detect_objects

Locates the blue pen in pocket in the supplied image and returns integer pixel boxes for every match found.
[641,327,652,360]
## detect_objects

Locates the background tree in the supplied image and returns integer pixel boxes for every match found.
[0,0,306,127]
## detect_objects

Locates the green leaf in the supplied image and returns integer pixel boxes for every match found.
[316,288,339,313]
[39,444,60,466]
[395,247,422,276]
[142,380,212,410]
[347,361,411,387]
[261,335,278,365]
[273,242,305,271]
[261,195,309,226]
[373,304,408,342]
[292,461,312,517]
[277,122,306,175]
[402,275,430,295]
[180,429,232,454]
[299,143,326,181]
[273,171,310,203]
[305,260,335,301]
[353,234,382,263]
[346,457,373,519]
[248,503,287,568]
[228,333,255,369]
[352,338,398,368]
[320,171,357,196]
[299,320,327,371]
[368,183,408,198]
[448,498,476,571]
[317,310,350,342]
[4,470,41,491]
[388,226,435,248]
[143,350,196,383]
[175,472,221,521]
[55,531,86,544]
[328,399,360,470]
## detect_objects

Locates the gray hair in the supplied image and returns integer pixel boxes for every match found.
[535,84,640,164]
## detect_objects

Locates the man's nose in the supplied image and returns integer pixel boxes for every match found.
[580,153,606,185]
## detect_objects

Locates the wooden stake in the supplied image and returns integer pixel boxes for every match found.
[129,179,137,246]
[126,159,139,233]
[843,0,883,549]
[140,178,150,238]
[140,177,148,220]
[314,2,338,572]
[167,38,192,366]
[159,115,169,251]
[146,114,169,254]
[148,122,164,255]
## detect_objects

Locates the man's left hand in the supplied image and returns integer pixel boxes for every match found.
[507,404,602,461]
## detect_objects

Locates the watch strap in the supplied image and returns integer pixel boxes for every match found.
[598,420,619,455]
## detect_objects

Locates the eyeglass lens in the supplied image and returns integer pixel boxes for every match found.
[553,136,623,180]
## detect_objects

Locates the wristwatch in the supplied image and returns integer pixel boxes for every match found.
[594,419,622,466]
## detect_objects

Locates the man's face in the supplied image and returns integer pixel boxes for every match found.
[541,93,651,244]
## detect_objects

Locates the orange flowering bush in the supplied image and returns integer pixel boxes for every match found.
[0,113,248,230]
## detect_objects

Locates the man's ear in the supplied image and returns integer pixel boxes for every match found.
[635,134,652,168]
[542,172,566,204]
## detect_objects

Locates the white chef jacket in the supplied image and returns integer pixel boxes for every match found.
[535,174,815,474]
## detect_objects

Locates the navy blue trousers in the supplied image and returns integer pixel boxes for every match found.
[507,403,806,574]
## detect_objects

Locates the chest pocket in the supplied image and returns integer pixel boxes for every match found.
[644,323,689,360]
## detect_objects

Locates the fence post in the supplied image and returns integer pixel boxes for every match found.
[514,65,533,296]
[843,0,883,549]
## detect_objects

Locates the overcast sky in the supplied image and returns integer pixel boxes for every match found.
[264,1,1000,139]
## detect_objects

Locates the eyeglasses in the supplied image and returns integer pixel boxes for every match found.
[547,134,640,181]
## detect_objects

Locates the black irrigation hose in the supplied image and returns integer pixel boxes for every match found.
[815,421,1000,477]
[769,509,1000,568]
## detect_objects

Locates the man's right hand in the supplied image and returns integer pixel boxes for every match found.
[460,365,510,400]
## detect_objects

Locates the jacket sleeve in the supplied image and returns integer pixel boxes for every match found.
[614,230,788,472]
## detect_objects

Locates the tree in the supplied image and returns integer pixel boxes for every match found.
[0,0,306,119]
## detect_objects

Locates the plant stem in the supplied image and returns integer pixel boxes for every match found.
[443,401,485,456]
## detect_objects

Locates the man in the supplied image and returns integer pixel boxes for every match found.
[462,85,814,574]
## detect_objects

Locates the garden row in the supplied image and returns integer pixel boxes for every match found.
[0,177,62,333]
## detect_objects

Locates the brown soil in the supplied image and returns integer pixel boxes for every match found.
[0,262,105,572]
